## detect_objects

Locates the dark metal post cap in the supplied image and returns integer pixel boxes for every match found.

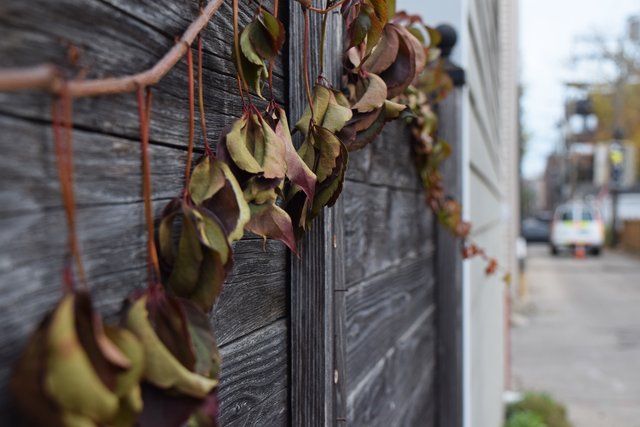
[436,24,458,58]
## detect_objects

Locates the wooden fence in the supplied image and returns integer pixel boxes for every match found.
[0,1,464,425]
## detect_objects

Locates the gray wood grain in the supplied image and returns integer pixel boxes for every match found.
[345,121,422,191]
[218,320,288,425]
[435,89,464,427]
[346,311,437,427]
[343,179,434,287]
[0,1,290,424]
[288,4,346,427]
[345,259,436,390]
[225,388,288,427]
[0,0,284,152]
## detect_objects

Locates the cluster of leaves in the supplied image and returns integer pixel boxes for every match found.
[11,286,222,427]
[9,1,511,426]
[388,12,510,283]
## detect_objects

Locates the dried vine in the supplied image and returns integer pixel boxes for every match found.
[5,1,508,426]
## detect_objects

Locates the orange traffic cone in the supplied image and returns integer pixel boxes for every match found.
[575,245,586,259]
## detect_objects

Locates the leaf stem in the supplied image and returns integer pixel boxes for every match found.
[185,44,195,184]
[319,3,329,76]
[197,34,213,157]
[136,87,161,287]
[307,0,346,15]
[302,6,315,119]
[267,0,279,100]
[52,89,88,291]
[232,0,249,98]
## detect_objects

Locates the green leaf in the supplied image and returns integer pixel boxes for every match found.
[363,24,400,74]
[240,22,264,66]
[349,10,372,48]
[126,294,218,399]
[190,206,231,263]
[225,115,263,174]
[351,73,388,113]
[311,142,349,218]
[310,126,342,183]
[323,90,354,132]
[379,24,417,98]
[10,315,66,427]
[249,9,286,61]
[225,113,286,180]
[189,157,226,206]
[45,295,119,423]
[181,300,220,378]
[198,160,250,243]
[295,85,332,135]
[104,326,145,427]
[233,47,268,98]
[158,198,181,267]
[246,202,298,254]
[268,105,317,203]
[168,210,204,296]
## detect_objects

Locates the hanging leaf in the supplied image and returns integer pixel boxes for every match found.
[351,73,388,113]
[123,288,220,427]
[362,24,400,74]
[266,104,317,203]
[310,142,349,218]
[233,44,268,98]
[341,100,406,151]
[189,156,250,243]
[246,201,298,254]
[159,199,232,312]
[225,112,287,180]
[378,24,417,97]
[296,84,352,135]
[248,9,286,61]
[284,124,349,233]
[234,10,285,98]
[345,1,388,55]
[10,292,144,427]
[125,291,218,399]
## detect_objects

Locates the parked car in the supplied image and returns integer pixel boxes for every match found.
[522,217,551,242]
[550,203,605,255]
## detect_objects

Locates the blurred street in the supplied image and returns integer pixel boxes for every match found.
[512,244,640,427]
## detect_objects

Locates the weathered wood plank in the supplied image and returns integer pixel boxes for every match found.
[288,2,345,425]
[435,90,464,427]
[346,311,437,426]
[346,121,421,191]
[396,376,436,427]
[0,0,285,151]
[343,180,434,287]
[0,1,291,425]
[218,320,288,425]
[213,239,287,347]
[225,388,288,427]
[346,258,436,390]
[0,113,185,215]
[0,201,287,413]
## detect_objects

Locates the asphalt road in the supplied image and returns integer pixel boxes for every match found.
[511,244,640,427]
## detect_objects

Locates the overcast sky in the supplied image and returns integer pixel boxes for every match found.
[520,0,640,179]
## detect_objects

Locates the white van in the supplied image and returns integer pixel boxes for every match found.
[550,203,605,256]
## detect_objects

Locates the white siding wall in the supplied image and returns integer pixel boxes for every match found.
[399,1,518,426]
[499,0,520,397]
[466,1,506,426]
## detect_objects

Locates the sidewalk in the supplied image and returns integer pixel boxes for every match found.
[511,245,640,427]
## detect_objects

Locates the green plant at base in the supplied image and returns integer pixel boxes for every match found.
[505,410,547,427]
[506,392,572,427]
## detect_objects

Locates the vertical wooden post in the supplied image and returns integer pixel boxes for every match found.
[435,87,464,427]
[287,4,345,426]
